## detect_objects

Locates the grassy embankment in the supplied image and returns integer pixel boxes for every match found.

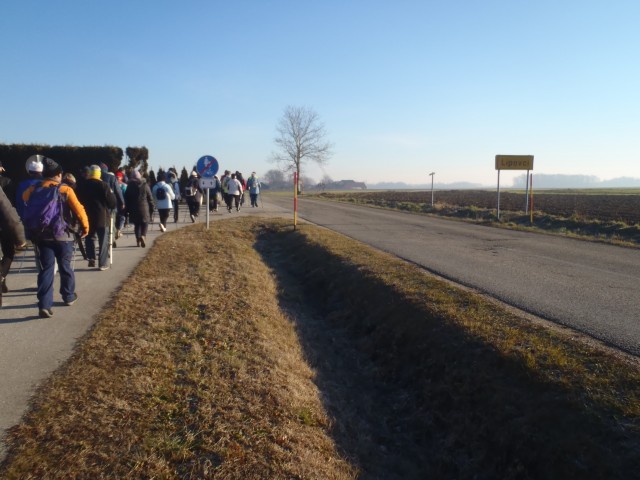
[309,190,640,246]
[1,217,639,479]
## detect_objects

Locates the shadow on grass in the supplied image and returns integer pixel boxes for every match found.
[255,224,639,480]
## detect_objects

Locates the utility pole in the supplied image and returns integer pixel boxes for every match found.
[429,172,435,206]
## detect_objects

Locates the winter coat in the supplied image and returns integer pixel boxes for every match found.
[124,179,154,224]
[184,177,203,204]
[152,181,175,210]
[0,185,26,246]
[247,176,261,194]
[22,179,89,242]
[76,178,117,231]
[227,178,243,196]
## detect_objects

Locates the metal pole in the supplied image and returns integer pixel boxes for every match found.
[497,170,501,220]
[206,188,210,230]
[524,170,530,214]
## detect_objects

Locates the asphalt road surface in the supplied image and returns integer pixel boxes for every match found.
[265,196,640,356]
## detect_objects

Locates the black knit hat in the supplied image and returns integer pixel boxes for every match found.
[43,157,63,178]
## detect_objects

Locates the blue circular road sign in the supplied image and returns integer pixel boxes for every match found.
[196,155,219,177]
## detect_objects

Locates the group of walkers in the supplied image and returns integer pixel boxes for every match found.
[0,156,262,317]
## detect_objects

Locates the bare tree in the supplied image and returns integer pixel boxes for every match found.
[272,106,333,191]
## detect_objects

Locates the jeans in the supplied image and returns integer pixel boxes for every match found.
[37,240,75,309]
[85,227,109,268]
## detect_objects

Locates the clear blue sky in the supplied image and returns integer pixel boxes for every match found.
[2,1,639,186]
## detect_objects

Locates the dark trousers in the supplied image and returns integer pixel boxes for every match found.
[187,197,200,216]
[0,230,15,278]
[86,227,109,268]
[134,222,148,240]
[37,240,75,309]
[250,193,259,207]
[158,208,170,228]
[173,200,179,222]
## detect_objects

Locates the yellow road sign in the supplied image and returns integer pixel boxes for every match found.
[495,155,534,170]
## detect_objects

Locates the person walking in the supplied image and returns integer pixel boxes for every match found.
[22,157,89,318]
[209,174,221,212]
[226,173,243,212]
[0,183,26,302]
[151,172,175,232]
[76,165,117,271]
[15,155,45,219]
[246,172,261,207]
[184,171,202,222]
[220,170,231,212]
[124,170,154,247]
[167,170,181,223]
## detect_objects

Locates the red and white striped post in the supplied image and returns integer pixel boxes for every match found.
[293,171,298,230]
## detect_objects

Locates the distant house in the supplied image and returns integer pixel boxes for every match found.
[322,180,367,190]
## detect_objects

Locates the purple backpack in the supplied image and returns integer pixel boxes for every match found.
[23,183,69,241]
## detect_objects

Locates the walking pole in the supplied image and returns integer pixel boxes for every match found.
[109,212,114,265]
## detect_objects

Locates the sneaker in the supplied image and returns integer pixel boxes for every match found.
[64,293,78,306]
[1,277,7,294]
[190,214,195,223]
[140,236,146,248]
[88,260,96,268]
[160,224,166,232]
[99,266,109,271]
[115,230,122,239]
[39,308,54,318]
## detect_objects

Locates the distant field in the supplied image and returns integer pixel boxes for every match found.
[307,189,640,224]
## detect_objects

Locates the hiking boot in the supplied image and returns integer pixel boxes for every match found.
[136,238,141,247]
[115,230,122,239]
[190,214,195,223]
[64,293,78,306]
[88,260,96,268]
[39,308,54,318]
[140,236,146,248]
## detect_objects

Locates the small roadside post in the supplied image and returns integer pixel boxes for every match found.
[429,172,435,206]
[495,155,534,220]
[196,155,219,230]
[293,171,298,231]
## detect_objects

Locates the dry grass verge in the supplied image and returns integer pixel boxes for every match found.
[1,217,639,479]
[0,219,355,479]
[255,220,640,479]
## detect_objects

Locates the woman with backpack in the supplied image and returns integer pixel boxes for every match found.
[124,170,154,247]
[184,171,203,222]
[151,172,175,232]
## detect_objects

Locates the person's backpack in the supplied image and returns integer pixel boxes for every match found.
[155,185,167,201]
[23,183,69,241]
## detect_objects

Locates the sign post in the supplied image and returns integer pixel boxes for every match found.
[293,172,298,230]
[196,155,219,230]
[495,155,534,220]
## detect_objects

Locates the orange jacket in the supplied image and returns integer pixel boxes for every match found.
[22,179,89,239]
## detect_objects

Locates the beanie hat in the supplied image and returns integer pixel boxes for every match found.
[43,157,63,178]
[89,164,102,179]
[100,163,109,173]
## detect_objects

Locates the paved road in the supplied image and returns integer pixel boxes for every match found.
[266,196,640,356]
